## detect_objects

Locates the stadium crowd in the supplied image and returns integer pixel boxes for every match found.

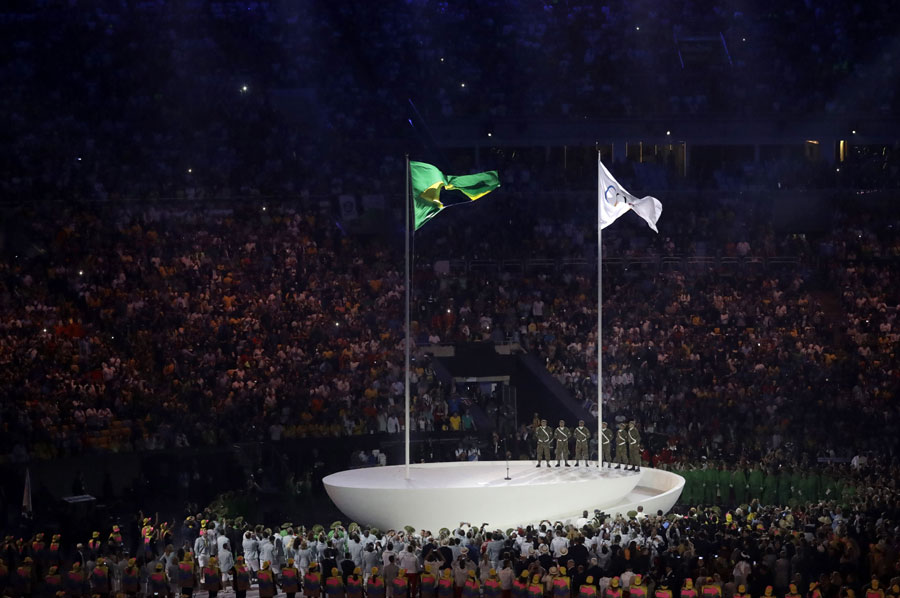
[2,189,900,468]
[0,202,446,458]
[2,1,900,597]
[1,453,898,598]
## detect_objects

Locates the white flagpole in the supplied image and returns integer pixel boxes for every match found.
[597,151,603,469]
[405,156,412,480]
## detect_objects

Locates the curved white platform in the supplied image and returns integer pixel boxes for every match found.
[605,466,685,517]
[324,461,666,532]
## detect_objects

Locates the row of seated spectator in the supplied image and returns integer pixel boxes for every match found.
[1,458,898,598]
[2,187,900,466]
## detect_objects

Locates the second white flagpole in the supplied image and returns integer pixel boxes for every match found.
[597,151,603,469]
[405,156,411,480]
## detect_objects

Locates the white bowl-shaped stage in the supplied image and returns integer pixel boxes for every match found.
[323,460,643,532]
[603,466,685,518]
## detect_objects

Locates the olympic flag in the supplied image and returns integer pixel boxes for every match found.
[598,160,663,232]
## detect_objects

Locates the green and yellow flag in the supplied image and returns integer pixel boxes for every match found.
[410,161,500,230]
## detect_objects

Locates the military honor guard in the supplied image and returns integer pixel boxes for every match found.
[627,421,641,471]
[573,420,591,466]
[615,423,628,469]
[535,419,553,467]
[601,422,613,467]
[555,420,572,467]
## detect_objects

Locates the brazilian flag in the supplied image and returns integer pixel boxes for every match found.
[410,161,500,230]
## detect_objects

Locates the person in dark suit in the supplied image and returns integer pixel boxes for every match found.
[537,545,554,572]
[568,538,589,570]
[584,558,603,587]
[321,545,339,580]
[487,433,506,461]
[437,541,453,572]
[340,553,356,583]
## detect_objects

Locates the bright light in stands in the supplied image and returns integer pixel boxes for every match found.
[187,168,192,173]
[76,157,82,161]
[460,82,466,88]
[262,206,267,211]
[487,132,492,137]
[440,57,444,62]
[78,270,83,276]
[635,26,640,31]
[852,130,857,134]
[241,85,248,92]
[666,130,671,136]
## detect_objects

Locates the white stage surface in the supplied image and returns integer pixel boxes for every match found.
[324,461,684,531]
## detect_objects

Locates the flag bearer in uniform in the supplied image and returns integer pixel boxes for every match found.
[615,425,628,469]
[555,420,572,467]
[573,421,591,466]
[536,420,553,467]
[601,423,613,467]
[627,421,641,471]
